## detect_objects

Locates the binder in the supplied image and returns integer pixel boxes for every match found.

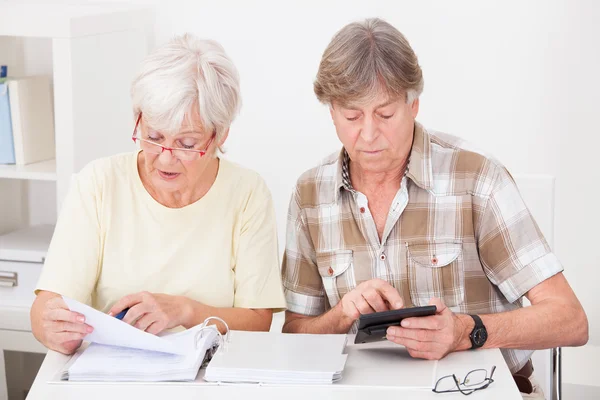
[204,330,348,384]
[60,297,230,382]
[62,316,228,382]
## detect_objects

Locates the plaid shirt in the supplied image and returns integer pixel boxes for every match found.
[281,122,563,373]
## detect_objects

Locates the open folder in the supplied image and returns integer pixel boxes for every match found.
[61,297,223,382]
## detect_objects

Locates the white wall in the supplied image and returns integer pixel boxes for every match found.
[22,0,600,390]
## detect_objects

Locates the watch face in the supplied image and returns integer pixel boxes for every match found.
[473,327,488,346]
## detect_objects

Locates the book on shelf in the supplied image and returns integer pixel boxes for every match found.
[0,80,15,164]
[0,75,55,165]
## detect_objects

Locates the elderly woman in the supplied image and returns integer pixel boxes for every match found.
[281,18,587,398]
[31,33,286,355]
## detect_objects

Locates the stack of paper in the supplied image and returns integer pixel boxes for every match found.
[62,297,219,382]
[204,331,348,385]
[64,329,218,382]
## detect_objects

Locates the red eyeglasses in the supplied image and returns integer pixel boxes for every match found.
[132,113,215,161]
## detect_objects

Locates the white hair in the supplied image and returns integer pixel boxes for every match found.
[131,33,241,143]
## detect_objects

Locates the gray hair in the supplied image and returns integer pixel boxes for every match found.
[131,33,241,143]
[314,18,424,106]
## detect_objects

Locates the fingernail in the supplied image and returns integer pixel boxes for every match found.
[77,316,85,323]
[386,334,394,340]
[401,320,410,327]
[395,302,403,309]
[108,312,113,317]
[86,326,93,333]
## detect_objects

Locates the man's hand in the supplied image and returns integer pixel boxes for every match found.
[337,279,404,324]
[386,298,472,360]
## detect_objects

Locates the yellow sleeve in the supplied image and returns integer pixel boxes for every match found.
[233,175,286,311]
[35,163,103,305]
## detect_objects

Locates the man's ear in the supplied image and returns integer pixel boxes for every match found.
[411,98,420,118]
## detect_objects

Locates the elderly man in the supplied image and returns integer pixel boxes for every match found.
[281,18,588,398]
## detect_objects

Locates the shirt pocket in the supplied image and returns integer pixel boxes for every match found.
[406,241,465,307]
[316,250,354,308]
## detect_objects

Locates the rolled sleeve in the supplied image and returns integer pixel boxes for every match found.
[281,187,327,316]
[284,289,326,316]
[497,252,564,303]
[477,167,563,302]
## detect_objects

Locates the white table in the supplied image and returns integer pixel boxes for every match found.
[27,336,522,400]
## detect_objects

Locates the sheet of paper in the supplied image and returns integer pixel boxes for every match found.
[63,296,187,355]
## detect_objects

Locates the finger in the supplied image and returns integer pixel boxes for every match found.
[109,293,145,316]
[387,326,437,342]
[46,308,86,324]
[145,321,167,335]
[401,314,445,330]
[371,281,403,309]
[362,290,389,313]
[52,321,94,334]
[122,303,149,325]
[386,335,431,353]
[54,331,87,344]
[134,314,157,332]
[352,297,376,315]
[406,349,439,360]
[60,339,84,354]
[429,297,447,314]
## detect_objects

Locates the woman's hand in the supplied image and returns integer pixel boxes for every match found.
[32,292,94,355]
[108,291,191,335]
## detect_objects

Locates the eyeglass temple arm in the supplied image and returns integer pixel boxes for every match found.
[132,113,142,141]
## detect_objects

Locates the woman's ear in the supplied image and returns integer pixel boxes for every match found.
[215,128,229,155]
[219,128,230,147]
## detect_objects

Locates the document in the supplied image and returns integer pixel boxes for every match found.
[63,296,188,355]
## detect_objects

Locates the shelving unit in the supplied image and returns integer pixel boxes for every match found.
[0,159,57,181]
[0,3,152,399]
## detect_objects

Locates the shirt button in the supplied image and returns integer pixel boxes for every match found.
[359,207,366,213]
[380,254,386,261]
[328,267,334,276]
[432,256,438,265]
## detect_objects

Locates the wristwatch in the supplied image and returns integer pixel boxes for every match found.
[468,315,488,349]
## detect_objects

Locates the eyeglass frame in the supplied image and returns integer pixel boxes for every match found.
[131,112,215,159]
[432,365,496,396]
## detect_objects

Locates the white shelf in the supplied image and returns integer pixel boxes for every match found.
[0,2,150,39]
[0,159,56,181]
[0,305,36,334]
[0,224,54,262]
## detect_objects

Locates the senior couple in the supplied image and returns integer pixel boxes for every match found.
[30,18,587,399]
